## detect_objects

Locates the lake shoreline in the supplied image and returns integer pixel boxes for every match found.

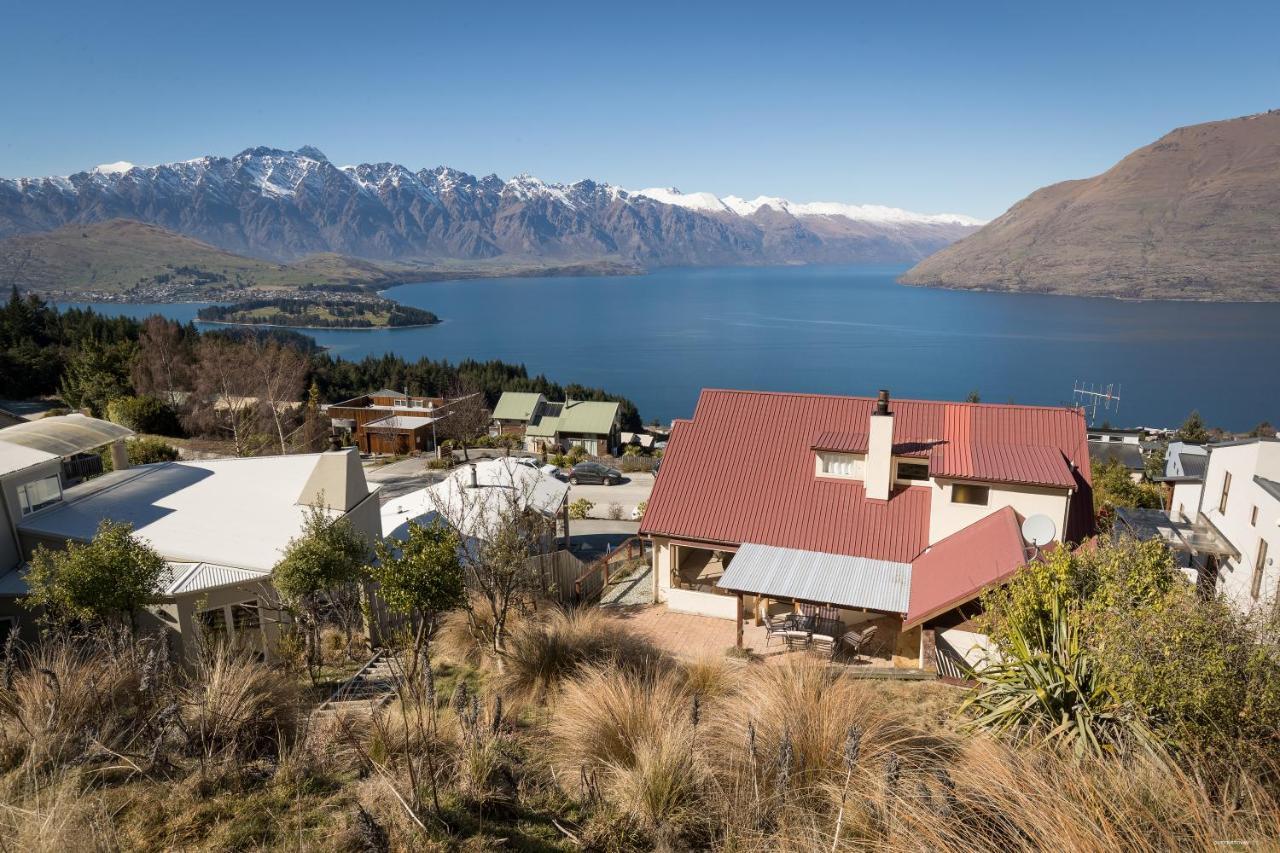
[197,318,441,331]
[57,264,1280,430]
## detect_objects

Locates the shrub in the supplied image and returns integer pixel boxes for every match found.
[0,632,148,775]
[24,520,168,629]
[634,499,647,519]
[979,535,1280,762]
[549,663,691,773]
[128,436,180,465]
[569,498,593,520]
[105,395,183,436]
[606,502,624,520]
[963,592,1153,757]
[424,457,451,470]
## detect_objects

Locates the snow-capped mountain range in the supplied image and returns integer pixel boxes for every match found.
[0,146,983,266]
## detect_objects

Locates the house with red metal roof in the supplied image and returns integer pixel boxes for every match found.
[638,388,1094,669]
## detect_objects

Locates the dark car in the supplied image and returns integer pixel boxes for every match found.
[569,461,622,485]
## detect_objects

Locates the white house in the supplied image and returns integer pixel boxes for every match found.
[0,415,381,657]
[1119,437,1279,615]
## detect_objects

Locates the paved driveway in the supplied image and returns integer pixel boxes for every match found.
[567,471,654,519]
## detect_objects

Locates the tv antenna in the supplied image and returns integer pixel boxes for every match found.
[1072,381,1121,424]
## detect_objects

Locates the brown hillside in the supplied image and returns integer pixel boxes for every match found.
[900,111,1280,301]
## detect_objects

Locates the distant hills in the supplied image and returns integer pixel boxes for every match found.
[0,147,982,279]
[0,220,409,298]
[901,112,1280,301]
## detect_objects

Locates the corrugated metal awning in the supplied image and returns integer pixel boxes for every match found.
[717,542,912,614]
[164,562,269,596]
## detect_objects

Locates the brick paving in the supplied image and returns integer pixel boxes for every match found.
[599,603,897,669]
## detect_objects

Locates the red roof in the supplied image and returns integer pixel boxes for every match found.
[903,506,1029,628]
[640,389,1093,563]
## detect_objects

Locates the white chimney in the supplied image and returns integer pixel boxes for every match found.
[866,389,893,501]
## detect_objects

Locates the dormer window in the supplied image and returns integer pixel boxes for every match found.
[896,461,929,482]
[816,452,864,479]
[18,475,62,516]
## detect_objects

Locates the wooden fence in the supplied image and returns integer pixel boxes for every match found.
[531,549,588,604]
[572,536,648,604]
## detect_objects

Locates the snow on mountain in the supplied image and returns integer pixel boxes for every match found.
[92,161,136,175]
[632,187,729,214]
[0,147,985,266]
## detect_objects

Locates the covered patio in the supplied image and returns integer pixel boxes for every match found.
[1114,507,1239,588]
[715,542,919,667]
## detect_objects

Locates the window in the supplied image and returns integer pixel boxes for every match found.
[1251,539,1269,600]
[896,461,929,482]
[199,607,227,635]
[1219,472,1232,514]
[951,484,990,506]
[818,453,862,478]
[17,475,62,516]
[1252,506,1260,527]
[231,600,261,632]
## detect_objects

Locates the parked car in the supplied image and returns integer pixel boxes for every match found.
[510,457,564,480]
[569,461,622,485]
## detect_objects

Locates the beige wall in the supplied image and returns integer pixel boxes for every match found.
[171,579,285,662]
[927,478,1070,544]
[0,459,65,573]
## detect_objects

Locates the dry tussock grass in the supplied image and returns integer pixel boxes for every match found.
[496,606,666,704]
[182,642,301,760]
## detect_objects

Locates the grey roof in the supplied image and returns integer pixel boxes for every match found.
[1254,476,1280,504]
[717,542,912,614]
[1179,453,1208,479]
[1088,440,1144,471]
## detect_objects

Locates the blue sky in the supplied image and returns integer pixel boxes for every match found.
[3,0,1276,219]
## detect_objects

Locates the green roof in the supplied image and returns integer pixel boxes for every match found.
[557,400,619,436]
[525,414,560,437]
[492,392,544,422]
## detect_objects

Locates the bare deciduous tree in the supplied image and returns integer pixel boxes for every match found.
[438,383,490,461]
[424,458,559,670]
[132,316,194,408]
[189,337,260,456]
[245,336,307,454]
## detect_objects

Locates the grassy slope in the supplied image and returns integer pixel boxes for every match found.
[1,220,408,294]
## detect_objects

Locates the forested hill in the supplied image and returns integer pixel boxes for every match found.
[0,288,640,432]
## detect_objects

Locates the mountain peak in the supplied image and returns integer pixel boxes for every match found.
[1,145,982,269]
[900,111,1280,300]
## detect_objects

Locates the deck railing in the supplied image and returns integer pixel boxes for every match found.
[572,536,648,603]
[933,632,977,685]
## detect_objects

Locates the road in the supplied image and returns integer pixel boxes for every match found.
[566,472,655,519]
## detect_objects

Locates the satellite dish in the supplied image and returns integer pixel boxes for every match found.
[1021,514,1057,548]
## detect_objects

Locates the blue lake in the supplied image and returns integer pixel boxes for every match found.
[61,265,1280,429]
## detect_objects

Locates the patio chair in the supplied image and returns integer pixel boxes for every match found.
[764,613,795,648]
[782,627,812,651]
[838,625,879,662]
[809,631,837,658]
